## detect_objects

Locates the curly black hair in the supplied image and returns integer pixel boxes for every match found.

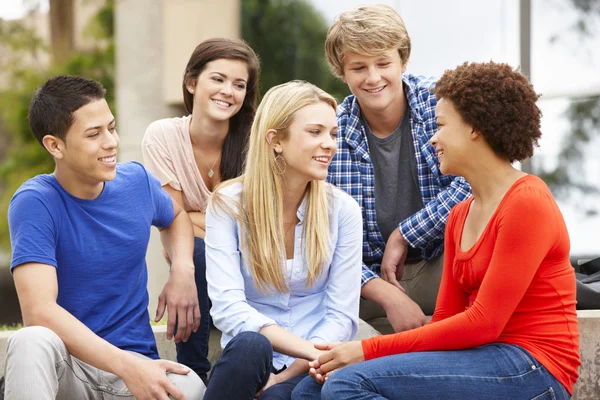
[434,61,542,163]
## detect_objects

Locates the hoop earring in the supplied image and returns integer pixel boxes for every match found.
[274,154,287,175]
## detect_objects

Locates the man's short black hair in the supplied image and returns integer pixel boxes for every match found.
[28,75,106,146]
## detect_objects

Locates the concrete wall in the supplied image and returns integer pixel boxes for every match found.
[162,0,240,104]
[572,310,600,399]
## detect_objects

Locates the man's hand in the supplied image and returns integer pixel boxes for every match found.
[361,279,426,333]
[308,341,364,383]
[380,228,408,291]
[121,358,190,400]
[383,286,426,332]
[155,265,200,343]
[255,373,279,398]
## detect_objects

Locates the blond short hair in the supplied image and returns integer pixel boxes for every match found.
[325,4,411,77]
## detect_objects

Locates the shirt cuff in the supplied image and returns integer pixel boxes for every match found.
[361,268,379,287]
[243,314,277,333]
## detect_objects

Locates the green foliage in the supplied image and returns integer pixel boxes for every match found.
[242,0,349,102]
[0,0,114,251]
[0,324,23,331]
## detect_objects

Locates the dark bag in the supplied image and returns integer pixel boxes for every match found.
[575,257,600,309]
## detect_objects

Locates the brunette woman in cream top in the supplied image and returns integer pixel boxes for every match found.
[142,38,260,384]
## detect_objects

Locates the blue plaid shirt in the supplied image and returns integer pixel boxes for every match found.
[327,74,472,286]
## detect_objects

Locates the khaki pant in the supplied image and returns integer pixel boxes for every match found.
[4,326,206,400]
[360,254,444,334]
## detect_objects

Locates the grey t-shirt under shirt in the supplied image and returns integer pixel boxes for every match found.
[363,100,424,260]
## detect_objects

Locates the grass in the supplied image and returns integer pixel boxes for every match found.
[0,323,22,331]
[0,319,167,331]
[150,318,167,326]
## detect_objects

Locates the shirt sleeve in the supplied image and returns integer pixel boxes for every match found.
[363,187,560,359]
[205,197,277,336]
[399,176,471,250]
[308,196,362,343]
[141,121,182,191]
[361,262,379,286]
[8,191,58,271]
[141,163,174,229]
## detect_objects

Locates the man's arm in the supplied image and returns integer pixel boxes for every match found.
[13,263,190,400]
[161,184,205,238]
[156,197,200,343]
[361,277,426,332]
[361,259,426,332]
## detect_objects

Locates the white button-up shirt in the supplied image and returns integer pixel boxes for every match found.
[205,182,362,369]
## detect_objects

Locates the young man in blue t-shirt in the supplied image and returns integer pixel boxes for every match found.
[5,76,205,399]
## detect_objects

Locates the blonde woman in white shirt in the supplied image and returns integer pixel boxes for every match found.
[203,81,362,399]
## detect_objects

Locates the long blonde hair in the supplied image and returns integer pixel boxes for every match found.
[211,80,337,293]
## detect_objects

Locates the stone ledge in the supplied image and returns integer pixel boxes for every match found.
[1,313,598,399]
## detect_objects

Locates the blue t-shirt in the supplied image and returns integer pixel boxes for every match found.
[8,161,174,359]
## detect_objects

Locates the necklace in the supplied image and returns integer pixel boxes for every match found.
[204,153,220,178]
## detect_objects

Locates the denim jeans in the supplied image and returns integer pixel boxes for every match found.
[291,343,570,400]
[3,326,205,400]
[175,237,212,384]
[204,331,307,400]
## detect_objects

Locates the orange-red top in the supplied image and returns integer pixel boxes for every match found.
[362,175,580,393]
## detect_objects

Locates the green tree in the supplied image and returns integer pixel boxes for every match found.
[242,0,349,102]
[0,0,114,251]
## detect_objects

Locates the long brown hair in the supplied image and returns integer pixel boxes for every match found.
[182,38,260,181]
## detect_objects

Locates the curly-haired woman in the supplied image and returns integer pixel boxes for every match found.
[294,61,580,400]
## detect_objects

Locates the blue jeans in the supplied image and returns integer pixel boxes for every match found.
[204,331,307,400]
[292,343,570,400]
[175,237,211,384]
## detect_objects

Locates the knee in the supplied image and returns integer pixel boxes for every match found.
[6,326,65,371]
[168,368,206,400]
[228,331,271,355]
[221,331,272,371]
[320,378,341,400]
[320,369,359,400]
[291,376,321,400]
[7,326,62,355]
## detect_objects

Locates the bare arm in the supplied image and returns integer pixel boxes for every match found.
[361,278,426,332]
[13,263,190,399]
[156,197,200,343]
[161,184,205,238]
[259,324,323,361]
